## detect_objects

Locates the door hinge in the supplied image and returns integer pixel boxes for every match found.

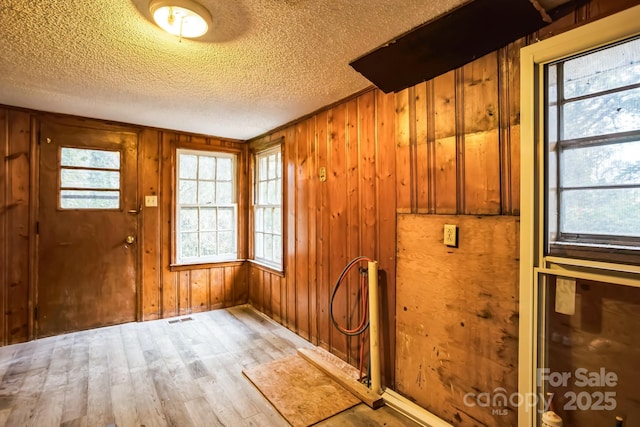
[36,221,39,234]
[34,306,38,321]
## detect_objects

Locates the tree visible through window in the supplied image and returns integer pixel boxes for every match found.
[176,149,237,264]
[546,36,640,251]
[254,147,282,269]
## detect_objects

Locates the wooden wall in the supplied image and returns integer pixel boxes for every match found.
[396,215,520,426]
[138,129,249,320]
[0,109,249,345]
[248,90,398,385]
[246,0,640,420]
[0,109,34,344]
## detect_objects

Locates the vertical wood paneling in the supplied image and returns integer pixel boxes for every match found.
[160,132,177,318]
[295,120,310,340]
[140,129,161,320]
[234,264,248,306]
[189,269,208,313]
[395,89,412,213]
[0,109,7,345]
[307,116,318,345]
[328,104,349,360]
[345,99,360,364]
[316,110,330,350]
[223,266,235,307]
[178,271,190,315]
[6,110,31,344]
[433,72,458,214]
[211,267,225,310]
[414,82,430,212]
[463,53,501,214]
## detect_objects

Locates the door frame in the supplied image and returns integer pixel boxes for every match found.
[31,114,143,339]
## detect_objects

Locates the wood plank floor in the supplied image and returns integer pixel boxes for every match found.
[0,306,419,427]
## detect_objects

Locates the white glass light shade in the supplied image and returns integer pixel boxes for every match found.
[149,0,212,38]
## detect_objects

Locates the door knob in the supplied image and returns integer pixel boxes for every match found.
[125,235,135,244]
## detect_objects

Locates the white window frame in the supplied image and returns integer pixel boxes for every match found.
[253,145,283,270]
[519,6,640,427]
[175,148,237,265]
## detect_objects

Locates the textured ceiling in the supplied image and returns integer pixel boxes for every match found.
[0,0,470,140]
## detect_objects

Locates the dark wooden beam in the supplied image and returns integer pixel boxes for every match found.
[349,0,578,93]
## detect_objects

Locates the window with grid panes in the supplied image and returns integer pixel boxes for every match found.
[546,36,640,256]
[254,147,282,269]
[176,149,237,264]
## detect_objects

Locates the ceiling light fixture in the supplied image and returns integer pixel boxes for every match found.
[149,0,212,39]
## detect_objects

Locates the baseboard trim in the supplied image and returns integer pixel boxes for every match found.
[382,389,454,427]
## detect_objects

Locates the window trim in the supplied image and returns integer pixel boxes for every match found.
[249,138,285,273]
[519,6,640,427]
[174,147,239,266]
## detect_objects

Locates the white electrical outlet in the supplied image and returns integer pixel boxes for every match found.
[444,224,457,247]
[145,195,158,207]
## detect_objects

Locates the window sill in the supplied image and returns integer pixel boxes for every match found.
[170,260,245,272]
[247,260,284,277]
[548,242,640,267]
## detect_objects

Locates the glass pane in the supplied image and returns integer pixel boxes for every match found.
[564,37,640,99]
[267,180,276,204]
[178,180,197,204]
[61,148,120,170]
[218,208,234,231]
[547,105,558,144]
[264,208,273,233]
[259,182,268,205]
[180,208,198,231]
[275,178,282,204]
[563,88,640,139]
[199,156,215,180]
[259,156,268,180]
[200,232,217,256]
[255,232,264,258]
[200,208,216,231]
[276,152,282,178]
[217,157,232,181]
[268,154,276,179]
[255,208,264,232]
[179,154,197,179]
[61,169,119,189]
[60,190,119,209]
[181,232,198,258]
[273,207,281,234]
[274,235,282,263]
[561,141,640,187]
[561,188,640,236]
[217,182,233,204]
[218,231,234,255]
[538,275,640,427]
[264,234,273,260]
[198,181,215,205]
[547,64,557,104]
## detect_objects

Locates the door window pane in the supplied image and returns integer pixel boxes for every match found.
[60,190,120,209]
[59,147,121,210]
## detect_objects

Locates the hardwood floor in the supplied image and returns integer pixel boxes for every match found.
[0,306,418,427]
